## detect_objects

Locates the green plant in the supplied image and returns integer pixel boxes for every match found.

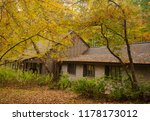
[140,82,150,93]
[106,78,142,101]
[17,70,36,86]
[139,82,150,101]
[73,78,105,98]
[0,67,16,86]
[36,74,52,86]
[95,78,106,98]
[72,77,143,101]
[58,74,71,90]
[48,82,58,89]
[0,67,52,88]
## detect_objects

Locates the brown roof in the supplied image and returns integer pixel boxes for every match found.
[62,43,150,64]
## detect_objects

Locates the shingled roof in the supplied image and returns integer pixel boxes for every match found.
[62,42,150,64]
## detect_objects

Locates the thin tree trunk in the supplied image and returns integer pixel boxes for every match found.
[109,0,139,91]
[100,24,132,83]
[123,20,139,90]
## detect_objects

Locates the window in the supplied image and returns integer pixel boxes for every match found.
[67,63,76,75]
[83,64,95,77]
[39,63,42,74]
[29,63,38,73]
[105,65,122,80]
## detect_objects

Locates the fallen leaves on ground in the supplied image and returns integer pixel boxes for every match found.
[0,87,137,104]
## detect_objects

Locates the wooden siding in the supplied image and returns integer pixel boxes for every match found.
[66,35,89,57]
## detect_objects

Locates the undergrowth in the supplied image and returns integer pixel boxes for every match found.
[0,67,52,88]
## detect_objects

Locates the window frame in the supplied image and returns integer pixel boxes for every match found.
[105,65,122,80]
[83,64,95,77]
[67,63,76,75]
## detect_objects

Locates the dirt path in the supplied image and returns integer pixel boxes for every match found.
[0,87,108,104]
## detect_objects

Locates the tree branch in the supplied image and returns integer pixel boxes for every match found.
[0,35,7,41]
[100,24,132,82]
[0,34,37,61]
[108,0,126,18]
[100,24,124,64]
[108,0,139,90]
[104,24,124,39]
[37,34,67,47]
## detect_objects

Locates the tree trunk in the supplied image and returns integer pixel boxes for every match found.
[108,0,139,91]
[100,24,132,83]
[123,19,139,91]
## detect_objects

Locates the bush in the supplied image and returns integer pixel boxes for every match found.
[101,78,142,101]
[72,77,145,101]
[0,67,16,86]
[73,78,95,97]
[72,78,106,98]
[140,82,150,93]
[95,78,106,98]
[48,81,58,89]
[58,74,71,90]
[139,82,150,101]
[0,67,52,88]
[36,74,52,86]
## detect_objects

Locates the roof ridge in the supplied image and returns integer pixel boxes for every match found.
[89,42,150,48]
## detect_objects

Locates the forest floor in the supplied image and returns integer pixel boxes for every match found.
[0,87,143,104]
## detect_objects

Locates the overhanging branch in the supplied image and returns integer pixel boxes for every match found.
[37,34,67,47]
[104,24,124,39]
[0,34,37,61]
[100,24,132,82]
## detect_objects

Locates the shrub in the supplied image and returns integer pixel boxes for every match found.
[139,82,150,101]
[17,70,36,86]
[48,81,58,89]
[58,74,71,90]
[73,78,95,97]
[95,78,106,98]
[72,78,106,98]
[105,78,142,101]
[0,67,16,86]
[0,67,52,88]
[140,82,150,93]
[72,77,144,101]
[36,74,52,86]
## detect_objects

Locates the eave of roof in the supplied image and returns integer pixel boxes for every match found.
[62,42,150,64]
